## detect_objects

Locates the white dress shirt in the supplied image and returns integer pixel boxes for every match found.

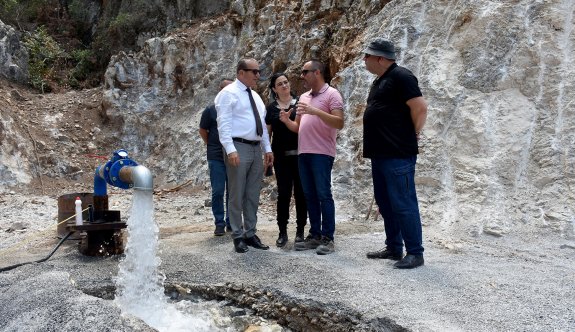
[215,79,272,154]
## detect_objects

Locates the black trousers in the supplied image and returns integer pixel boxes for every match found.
[274,154,307,233]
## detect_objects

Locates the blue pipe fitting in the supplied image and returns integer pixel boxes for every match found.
[108,157,138,189]
[94,149,139,194]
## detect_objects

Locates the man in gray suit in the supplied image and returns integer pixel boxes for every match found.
[215,58,274,253]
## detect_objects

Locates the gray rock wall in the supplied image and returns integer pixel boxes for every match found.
[0,20,28,84]
[26,0,575,239]
[99,0,575,239]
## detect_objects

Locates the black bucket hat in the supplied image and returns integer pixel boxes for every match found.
[364,38,396,60]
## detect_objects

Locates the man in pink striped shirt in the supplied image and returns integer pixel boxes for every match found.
[282,60,344,255]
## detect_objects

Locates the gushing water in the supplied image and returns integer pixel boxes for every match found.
[115,190,220,331]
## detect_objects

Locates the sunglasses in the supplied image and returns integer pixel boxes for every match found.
[243,68,261,75]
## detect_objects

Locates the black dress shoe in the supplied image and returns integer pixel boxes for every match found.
[233,238,248,253]
[394,254,424,269]
[244,235,269,250]
[276,233,288,247]
[366,248,403,260]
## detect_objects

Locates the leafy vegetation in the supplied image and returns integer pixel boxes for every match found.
[0,0,167,92]
[22,26,63,92]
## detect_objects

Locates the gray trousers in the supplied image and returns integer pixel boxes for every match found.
[225,141,264,239]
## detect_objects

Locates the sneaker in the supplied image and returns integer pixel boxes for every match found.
[225,225,232,232]
[394,254,424,269]
[294,234,321,251]
[366,248,403,260]
[214,225,225,236]
[316,237,335,255]
[294,231,305,243]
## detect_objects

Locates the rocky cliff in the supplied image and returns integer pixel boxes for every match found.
[2,0,574,240]
[0,20,28,84]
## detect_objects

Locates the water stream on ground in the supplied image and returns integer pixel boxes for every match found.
[114,190,223,331]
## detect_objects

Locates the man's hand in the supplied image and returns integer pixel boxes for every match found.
[297,101,344,129]
[227,152,240,167]
[296,101,318,116]
[264,152,274,168]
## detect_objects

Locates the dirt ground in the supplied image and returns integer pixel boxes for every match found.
[1,79,575,331]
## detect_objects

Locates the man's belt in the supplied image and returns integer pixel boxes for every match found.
[232,137,260,145]
[284,150,298,156]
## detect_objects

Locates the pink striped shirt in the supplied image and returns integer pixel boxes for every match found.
[298,84,344,157]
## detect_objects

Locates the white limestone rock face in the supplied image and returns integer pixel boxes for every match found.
[0,109,32,190]
[101,0,574,239]
[344,0,575,238]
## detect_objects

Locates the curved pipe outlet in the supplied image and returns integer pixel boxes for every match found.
[119,165,153,191]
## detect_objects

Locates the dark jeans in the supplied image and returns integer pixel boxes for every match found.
[371,156,424,255]
[274,154,307,233]
[208,159,229,227]
[298,153,335,240]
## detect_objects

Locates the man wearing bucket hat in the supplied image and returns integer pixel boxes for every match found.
[362,38,428,269]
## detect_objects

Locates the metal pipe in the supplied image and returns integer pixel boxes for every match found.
[119,165,153,191]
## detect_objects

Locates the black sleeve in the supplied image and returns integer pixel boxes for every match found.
[396,70,423,102]
[199,107,211,129]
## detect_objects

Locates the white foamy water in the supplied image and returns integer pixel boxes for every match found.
[115,190,221,331]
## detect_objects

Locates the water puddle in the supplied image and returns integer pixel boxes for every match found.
[83,284,285,331]
[105,190,396,332]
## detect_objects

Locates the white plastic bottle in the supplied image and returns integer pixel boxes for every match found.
[75,197,83,226]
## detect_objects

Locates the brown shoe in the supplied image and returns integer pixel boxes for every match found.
[294,234,322,251]
[366,249,403,260]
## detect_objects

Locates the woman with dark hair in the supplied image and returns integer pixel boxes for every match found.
[265,72,307,247]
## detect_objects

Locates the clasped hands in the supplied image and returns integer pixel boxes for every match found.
[227,151,274,169]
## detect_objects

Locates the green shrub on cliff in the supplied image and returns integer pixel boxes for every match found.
[22,25,64,92]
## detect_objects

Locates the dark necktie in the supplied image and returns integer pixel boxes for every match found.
[246,88,263,137]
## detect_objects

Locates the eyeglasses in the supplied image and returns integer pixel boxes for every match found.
[275,81,290,87]
[243,68,261,75]
[301,69,315,75]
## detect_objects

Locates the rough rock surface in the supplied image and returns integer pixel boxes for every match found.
[0,20,28,84]
[98,0,575,240]
[1,1,575,330]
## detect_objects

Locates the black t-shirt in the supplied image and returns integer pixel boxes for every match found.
[199,105,224,161]
[265,98,299,154]
[363,63,423,158]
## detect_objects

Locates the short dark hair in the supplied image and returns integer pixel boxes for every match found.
[308,59,326,79]
[236,58,256,73]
